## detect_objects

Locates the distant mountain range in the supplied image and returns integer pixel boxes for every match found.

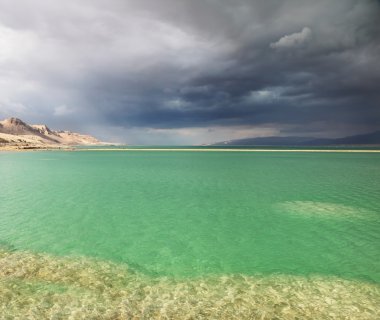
[0,117,103,149]
[213,131,380,146]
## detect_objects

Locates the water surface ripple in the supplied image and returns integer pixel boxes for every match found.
[1,150,380,318]
[0,151,379,283]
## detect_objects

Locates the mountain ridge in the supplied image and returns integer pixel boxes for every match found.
[0,117,104,149]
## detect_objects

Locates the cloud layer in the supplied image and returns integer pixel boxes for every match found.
[270,27,312,49]
[0,0,379,144]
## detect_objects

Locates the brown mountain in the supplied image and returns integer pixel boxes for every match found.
[0,117,103,149]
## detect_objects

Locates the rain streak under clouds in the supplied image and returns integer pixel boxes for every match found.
[0,0,379,144]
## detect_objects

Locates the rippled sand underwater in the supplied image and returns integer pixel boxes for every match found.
[1,247,379,319]
[277,201,378,220]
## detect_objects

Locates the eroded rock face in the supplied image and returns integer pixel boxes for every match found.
[31,124,55,136]
[5,117,25,126]
[0,118,38,135]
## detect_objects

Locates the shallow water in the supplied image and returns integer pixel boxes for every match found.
[1,247,379,319]
[0,150,380,318]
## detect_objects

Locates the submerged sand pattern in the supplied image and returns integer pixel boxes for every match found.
[276,201,376,220]
[0,248,379,319]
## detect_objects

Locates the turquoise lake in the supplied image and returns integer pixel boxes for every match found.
[1,149,379,282]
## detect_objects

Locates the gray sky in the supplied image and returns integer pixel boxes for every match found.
[0,0,379,144]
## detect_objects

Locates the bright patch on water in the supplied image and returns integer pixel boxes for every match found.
[277,201,376,219]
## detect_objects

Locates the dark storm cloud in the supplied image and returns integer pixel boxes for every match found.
[0,0,379,143]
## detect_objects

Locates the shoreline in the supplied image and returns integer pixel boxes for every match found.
[2,146,380,153]
[0,146,73,152]
[78,148,380,153]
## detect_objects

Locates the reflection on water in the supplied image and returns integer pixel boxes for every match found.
[1,248,379,319]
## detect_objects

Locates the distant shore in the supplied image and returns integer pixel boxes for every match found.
[2,145,380,153]
[0,144,72,151]
[77,148,380,153]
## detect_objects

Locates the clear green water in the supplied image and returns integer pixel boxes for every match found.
[1,150,379,283]
[1,150,380,318]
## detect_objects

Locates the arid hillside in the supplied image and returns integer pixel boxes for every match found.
[0,117,103,150]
